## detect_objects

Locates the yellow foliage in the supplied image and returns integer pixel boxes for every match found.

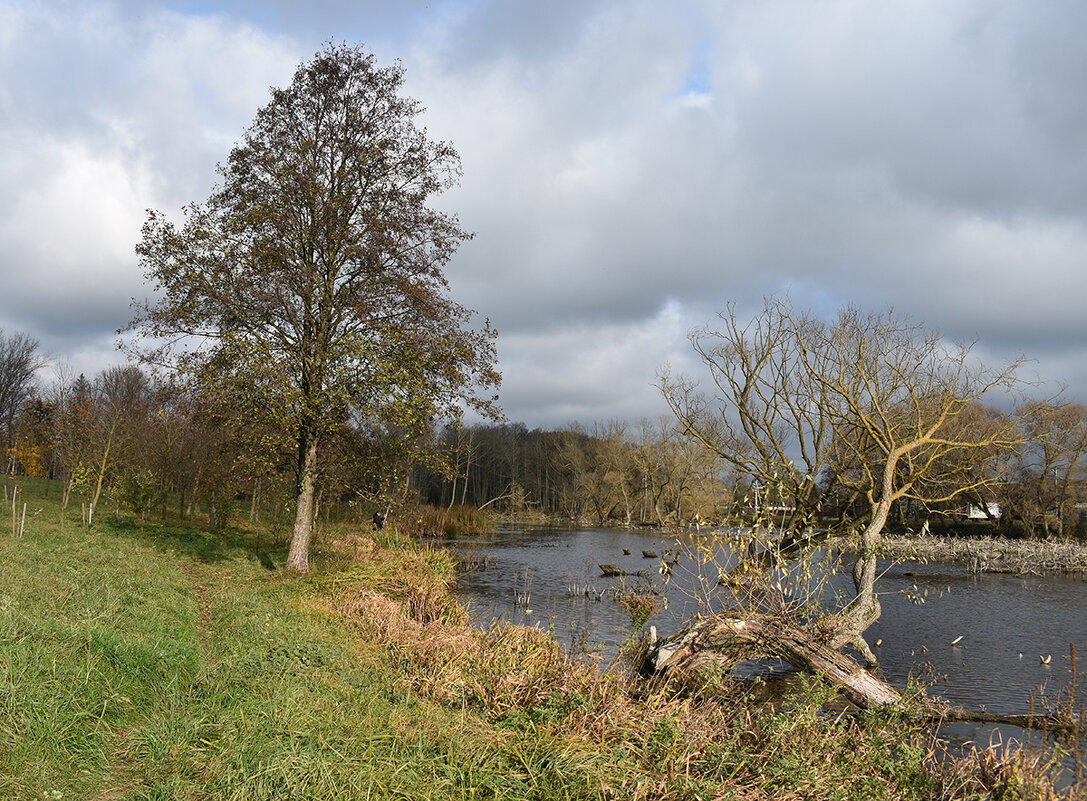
[9,440,43,477]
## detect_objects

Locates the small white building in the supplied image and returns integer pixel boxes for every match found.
[967,502,1001,520]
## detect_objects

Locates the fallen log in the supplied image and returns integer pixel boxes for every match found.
[935,705,1081,734]
[600,564,651,579]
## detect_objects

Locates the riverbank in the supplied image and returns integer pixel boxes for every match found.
[1,478,1080,799]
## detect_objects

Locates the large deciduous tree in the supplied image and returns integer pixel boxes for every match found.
[130,44,500,571]
[659,298,1023,664]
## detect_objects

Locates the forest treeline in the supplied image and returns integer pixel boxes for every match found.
[420,400,1087,539]
[2,325,1085,539]
[416,419,723,527]
[2,330,402,534]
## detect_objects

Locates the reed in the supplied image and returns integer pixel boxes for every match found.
[875,533,1087,575]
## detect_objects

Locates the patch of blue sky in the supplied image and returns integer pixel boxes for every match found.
[163,0,232,17]
[680,39,713,106]
[159,0,422,45]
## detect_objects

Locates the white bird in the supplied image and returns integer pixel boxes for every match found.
[950,635,963,646]
[1040,654,1052,665]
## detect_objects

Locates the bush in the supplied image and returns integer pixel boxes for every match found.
[108,467,165,521]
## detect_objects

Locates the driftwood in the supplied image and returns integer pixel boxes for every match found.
[599,564,651,579]
[647,614,1083,733]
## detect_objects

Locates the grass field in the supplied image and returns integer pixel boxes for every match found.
[0,477,1078,800]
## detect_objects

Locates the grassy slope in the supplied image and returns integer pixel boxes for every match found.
[0,479,1075,800]
[0,481,519,800]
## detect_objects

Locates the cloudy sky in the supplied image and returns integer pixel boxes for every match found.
[2,0,1085,428]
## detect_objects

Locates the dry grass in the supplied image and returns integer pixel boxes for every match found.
[935,739,1079,801]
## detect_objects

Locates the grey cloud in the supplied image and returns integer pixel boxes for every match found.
[723,1,1087,219]
[3,0,1086,427]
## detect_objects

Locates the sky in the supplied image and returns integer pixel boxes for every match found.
[2,0,1085,429]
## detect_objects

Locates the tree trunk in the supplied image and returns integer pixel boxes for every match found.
[90,418,118,520]
[286,439,319,572]
[828,499,890,666]
[250,477,260,525]
[647,614,1084,734]
[461,448,471,505]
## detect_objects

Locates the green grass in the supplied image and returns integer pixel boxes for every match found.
[1,478,643,800]
[0,477,1079,800]
[0,480,499,799]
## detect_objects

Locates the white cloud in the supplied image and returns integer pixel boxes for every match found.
[4,139,148,270]
[492,299,699,427]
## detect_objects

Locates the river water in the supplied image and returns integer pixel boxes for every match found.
[440,525,1086,769]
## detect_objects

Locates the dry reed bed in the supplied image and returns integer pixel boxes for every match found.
[875,534,1087,575]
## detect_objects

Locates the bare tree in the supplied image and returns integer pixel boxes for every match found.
[659,298,1024,665]
[0,330,47,466]
[88,366,152,518]
[1001,399,1087,537]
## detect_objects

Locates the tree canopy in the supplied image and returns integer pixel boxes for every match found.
[130,43,500,571]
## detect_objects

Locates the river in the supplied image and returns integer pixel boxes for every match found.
[440,525,1086,771]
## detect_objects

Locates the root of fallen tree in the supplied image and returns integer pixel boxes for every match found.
[644,613,1081,734]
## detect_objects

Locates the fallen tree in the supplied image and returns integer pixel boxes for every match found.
[646,612,902,708]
